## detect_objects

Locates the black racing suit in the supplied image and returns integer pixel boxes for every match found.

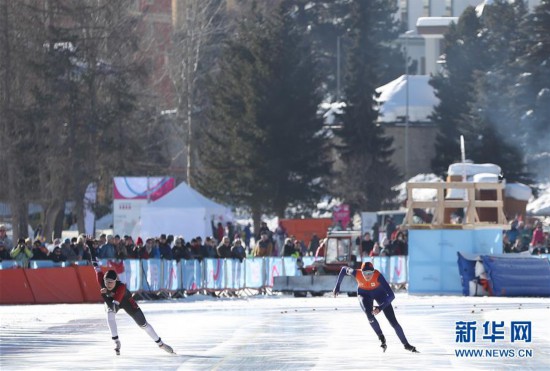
[96,271,146,326]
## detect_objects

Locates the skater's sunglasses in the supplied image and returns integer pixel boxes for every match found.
[104,279,116,284]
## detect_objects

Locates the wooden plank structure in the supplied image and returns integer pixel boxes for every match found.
[404,182,508,229]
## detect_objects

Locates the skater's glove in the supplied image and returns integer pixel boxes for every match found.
[109,300,120,312]
[92,259,101,272]
[372,306,381,315]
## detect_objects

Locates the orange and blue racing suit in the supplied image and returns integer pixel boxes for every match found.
[334,267,410,345]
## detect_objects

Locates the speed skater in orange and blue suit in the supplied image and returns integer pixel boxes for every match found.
[333,261,418,353]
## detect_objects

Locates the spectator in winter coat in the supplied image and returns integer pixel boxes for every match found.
[390,232,407,256]
[273,222,286,256]
[74,235,91,261]
[128,237,144,259]
[172,237,191,261]
[253,233,273,257]
[257,222,272,241]
[307,234,320,257]
[60,239,78,261]
[226,222,235,243]
[158,234,173,260]
[140,238,160,259]
[50,246,67,262]
[200,237,217,259]
[230,238,246,262]
[90,239,101,260]
[361,232,375,258]
[0,241,11,261]
[217,236,232,258]
[99,235,117,259]
[0,224,14,252]
[283,238,295,257]
[215,223,225,242]
[123,236,137,259]
[243,223,252,250]
[10,239,33,267]
[31,240,49,260]
[385,218,396,242]
[530,222,545,249]
[187,238,201,259]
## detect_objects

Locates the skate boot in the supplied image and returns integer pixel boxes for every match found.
[113,337,121,355]
[157,338,175,354]
[404,344,419,353]
[379,334,387,352]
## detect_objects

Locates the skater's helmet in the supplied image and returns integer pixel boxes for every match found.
[361,262,374,271]
[105,270,118,281]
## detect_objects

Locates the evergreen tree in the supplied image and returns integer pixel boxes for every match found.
[512,0,550,181]
[335,0,401,211]
[429,7,487,176]
[431,2,533,182]
[290,0,406,100]
[463,1,531,183]
[199,1,331,227]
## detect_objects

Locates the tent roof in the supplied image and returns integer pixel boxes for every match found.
[375,75,439,123]
[144,182,226,210]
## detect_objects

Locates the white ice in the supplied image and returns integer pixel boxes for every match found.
[1,293,549,370]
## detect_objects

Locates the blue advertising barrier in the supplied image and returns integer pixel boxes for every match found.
[181,259,201,291]
[245,258,265,289]
[162,260,180,291]
[226,259,245,289]
[204,258,224,290]
[124,259,142,292]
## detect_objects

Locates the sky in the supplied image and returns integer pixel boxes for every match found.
[1,293,549,370]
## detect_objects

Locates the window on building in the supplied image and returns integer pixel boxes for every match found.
[445,0,453,16]
[400,0,408,27]
[423,0,431,17]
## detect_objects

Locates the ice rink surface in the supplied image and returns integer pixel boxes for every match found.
[1,293,549,370]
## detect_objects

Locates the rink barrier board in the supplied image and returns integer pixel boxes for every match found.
[25,267,85,304]
[74,266,103,303]
[0,269,36,304]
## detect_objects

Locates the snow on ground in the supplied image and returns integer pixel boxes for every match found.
[1,294,549,370]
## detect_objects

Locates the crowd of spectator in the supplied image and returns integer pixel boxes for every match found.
[503,218,549,255]
[0,221,315,268]
[355,217,409,258]
[2,216,548,269]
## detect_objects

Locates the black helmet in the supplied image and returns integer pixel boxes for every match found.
[105,270,118,281]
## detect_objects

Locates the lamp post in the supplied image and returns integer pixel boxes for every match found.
[336,35,341,100]
[404,30,414,180]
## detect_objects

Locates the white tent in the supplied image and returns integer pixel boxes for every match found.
[375,74,439,123]
[137,182,233,240]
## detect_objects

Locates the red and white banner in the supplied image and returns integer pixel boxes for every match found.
[113,177,175,237]
[333,204,350,229]
[113,177,175,200]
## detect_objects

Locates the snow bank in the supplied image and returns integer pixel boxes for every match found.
[527,183,550,216]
